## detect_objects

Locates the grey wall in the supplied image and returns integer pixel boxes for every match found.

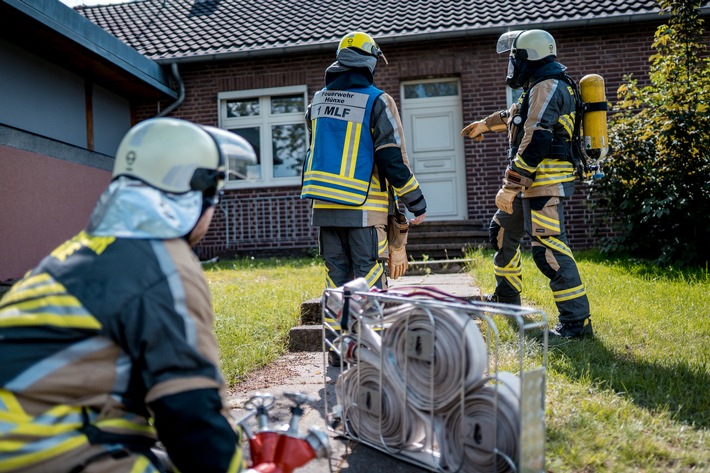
[93,83,131,156]
[0,38,131,158]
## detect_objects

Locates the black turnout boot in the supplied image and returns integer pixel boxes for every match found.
[549,318,594,339]
[483,293,521,306]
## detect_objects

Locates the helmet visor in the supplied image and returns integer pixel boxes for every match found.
[496,30,523,55]
[202,126,257,189]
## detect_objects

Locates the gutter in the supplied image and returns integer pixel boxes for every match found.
[154,10,700,65]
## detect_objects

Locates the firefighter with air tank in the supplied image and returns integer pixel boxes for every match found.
[462,29,608,339]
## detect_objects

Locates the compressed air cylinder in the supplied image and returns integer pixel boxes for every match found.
[579,74,609,161]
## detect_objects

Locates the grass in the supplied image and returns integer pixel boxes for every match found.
[465,248,710,472]
[204,251,710,471]
[202,256,324,386]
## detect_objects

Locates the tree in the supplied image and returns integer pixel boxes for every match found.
[592,0,710,266]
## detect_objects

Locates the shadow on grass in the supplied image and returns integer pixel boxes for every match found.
[546,335,710,428]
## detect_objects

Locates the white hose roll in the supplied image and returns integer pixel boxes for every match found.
[382,305,488,412]
[438,372,521,473]
[335,361,428,449]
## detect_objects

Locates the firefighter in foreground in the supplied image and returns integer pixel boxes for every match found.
[0,118,256,472]
[461,29,593,339]
[301,31,427,290]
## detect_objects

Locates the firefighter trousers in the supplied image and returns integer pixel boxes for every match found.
[319,226,387,290]
[488,193,590,323]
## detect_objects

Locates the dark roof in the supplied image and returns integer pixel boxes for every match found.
[77,0,709,63]
[0,0,175,99]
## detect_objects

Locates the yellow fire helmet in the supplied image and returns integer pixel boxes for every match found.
[337,31,388,64]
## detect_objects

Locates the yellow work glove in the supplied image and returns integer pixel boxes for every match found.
[460,111,508,141]
[387,211,409,279]
[495,169,533,214]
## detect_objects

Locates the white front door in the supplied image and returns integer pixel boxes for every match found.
[400,79,466,220]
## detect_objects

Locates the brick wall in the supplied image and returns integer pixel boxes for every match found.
[135,21,681,258]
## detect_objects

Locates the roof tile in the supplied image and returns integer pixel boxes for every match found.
[75,0,704,61]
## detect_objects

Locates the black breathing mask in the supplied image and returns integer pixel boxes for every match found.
[506,49,530,90]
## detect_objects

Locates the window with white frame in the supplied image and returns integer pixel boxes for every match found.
[218,85,309,188]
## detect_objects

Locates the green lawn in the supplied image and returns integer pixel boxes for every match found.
[205,252,710,472]
[203,256,324,386]
[465,249,710,472]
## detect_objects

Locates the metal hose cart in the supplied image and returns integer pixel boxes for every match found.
[322,279,548,473]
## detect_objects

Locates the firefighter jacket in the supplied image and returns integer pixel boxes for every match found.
[0,232,241,472]
[302,69,426,227]
[508,61,578,198]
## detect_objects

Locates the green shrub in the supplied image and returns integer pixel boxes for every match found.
[591,0,710,266]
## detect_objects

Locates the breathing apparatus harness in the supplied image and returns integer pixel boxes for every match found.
[512,71,592,181]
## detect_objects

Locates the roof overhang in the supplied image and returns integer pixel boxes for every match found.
[0,0,176,100]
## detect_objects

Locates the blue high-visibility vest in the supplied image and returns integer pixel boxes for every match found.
[301,85,383,206]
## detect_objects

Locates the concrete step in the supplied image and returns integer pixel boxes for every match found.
[405,222,490,259]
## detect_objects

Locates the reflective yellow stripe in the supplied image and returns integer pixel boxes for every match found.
[227,444,245,473]
[129,455,154,473]
[349,124,362,178]
[531,210,560,233]
[50,231,115,262]
[11,405,84,437]
[494,248,522,292]
[0,390,29,422]
[341,122,355,175]
[0,312,101,330]
[12,295,81,311]
[513,154,536,173]
[537,236,574,259]
[0,274,65,308]
[0,432,88,471]
[529,158,575,187]
[553,284,586,302]
[303,171,370,192]
[307,120,317,172]
[323,316,342,331]
[364,262,384,288]
[302,186,368,205]
[393,175,420,196]
[558,113,574,137]
[313,191,388,212]
[96,418,156,435]
[377,236,387,256]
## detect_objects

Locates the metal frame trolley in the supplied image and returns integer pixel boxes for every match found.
[322,279,548,473]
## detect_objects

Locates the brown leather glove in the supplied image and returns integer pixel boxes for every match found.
[460,111,508,141]
[388,246,408,279]
[495,169,533,214]
[387,211,409,279]
[495,184,522,214]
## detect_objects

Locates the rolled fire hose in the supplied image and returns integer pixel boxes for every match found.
[333,300,520,471]
[437,372,521,473]
[335,359,428,449]
[381,304,488,412]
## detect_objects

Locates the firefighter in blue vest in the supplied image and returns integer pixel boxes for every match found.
[302,31,427,290]
[461,29,593,339]
[0,118,256,472]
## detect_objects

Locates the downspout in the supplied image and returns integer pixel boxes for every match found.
[156,63,185,117]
